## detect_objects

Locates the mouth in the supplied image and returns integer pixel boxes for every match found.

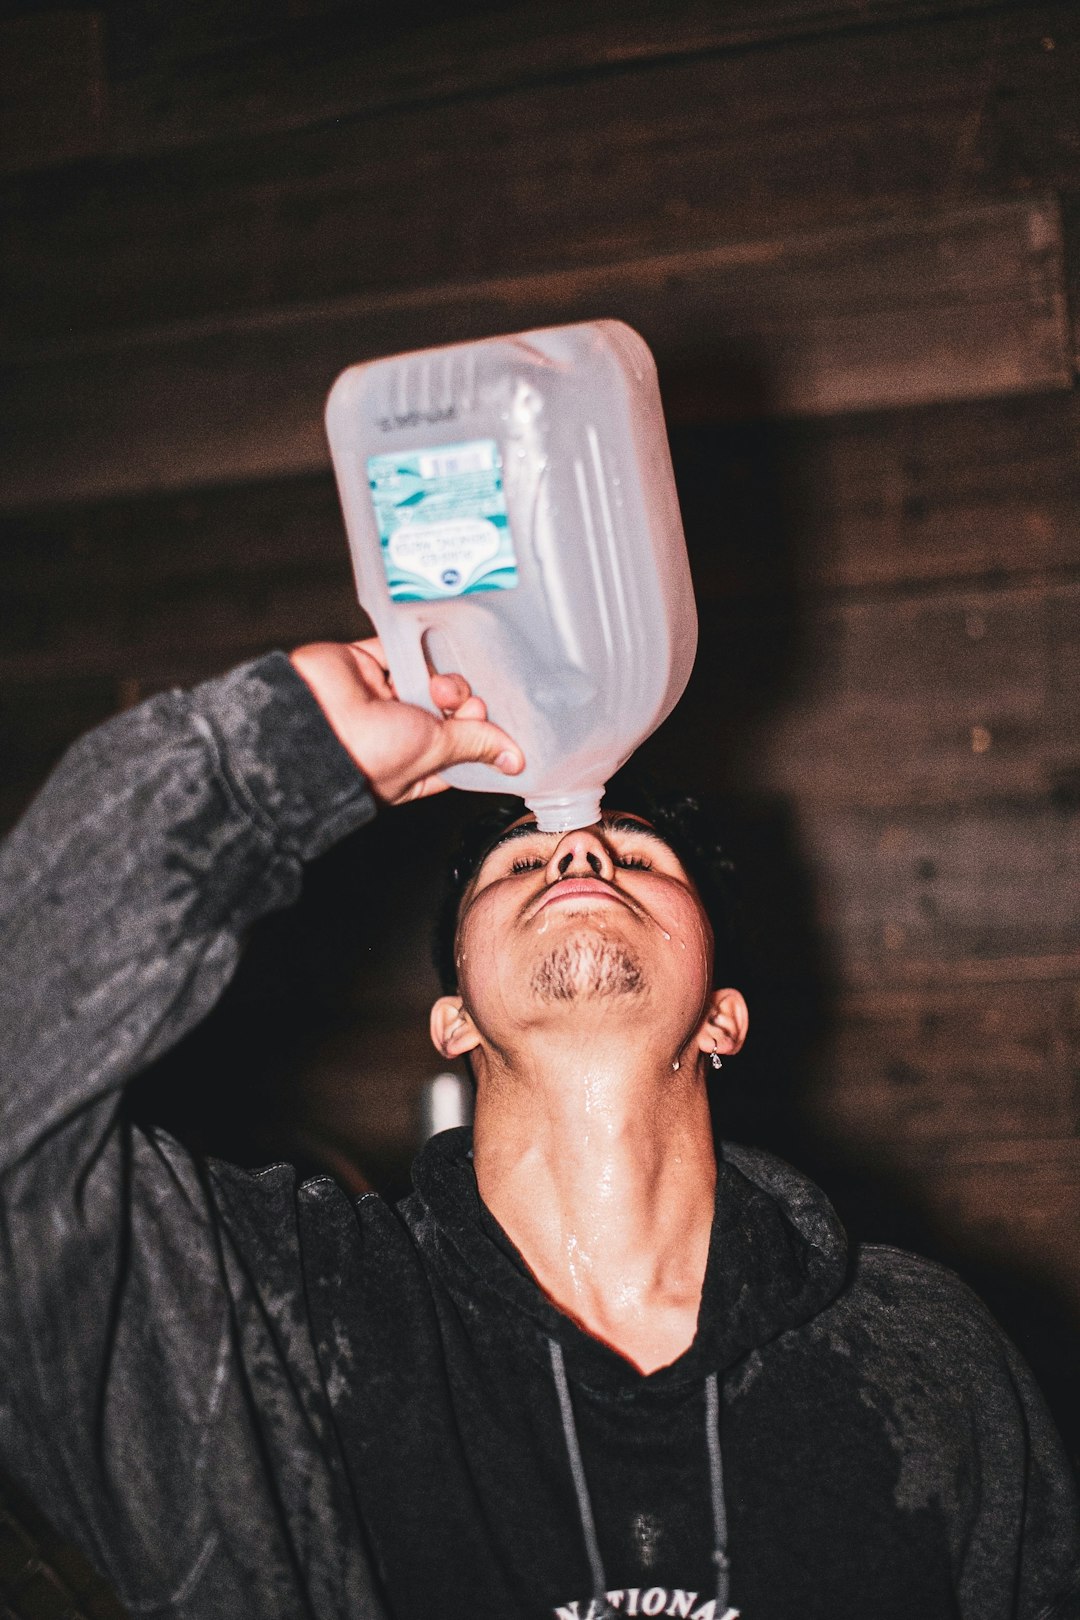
[532,879,632,918]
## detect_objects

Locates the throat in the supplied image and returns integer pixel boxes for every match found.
[561,1281,706,1375]
[473,1068,716,1374]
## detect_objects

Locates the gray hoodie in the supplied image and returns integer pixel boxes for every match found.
[0,653,1076,1619]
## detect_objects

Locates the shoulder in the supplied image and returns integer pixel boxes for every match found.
[202,1154,412,1258]
[816,1243,1022,1409]
[847,1243,1001,1335]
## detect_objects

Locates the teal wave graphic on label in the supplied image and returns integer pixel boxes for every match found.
[367,438,518,602]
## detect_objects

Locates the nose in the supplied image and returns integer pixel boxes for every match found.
[546,825,615,883]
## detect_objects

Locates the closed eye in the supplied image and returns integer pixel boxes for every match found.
[511,855,547,873]
[512,851,653,873]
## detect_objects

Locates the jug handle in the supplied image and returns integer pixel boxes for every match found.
[388,616,441,716]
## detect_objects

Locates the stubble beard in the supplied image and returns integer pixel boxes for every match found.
[529,929,646,1003]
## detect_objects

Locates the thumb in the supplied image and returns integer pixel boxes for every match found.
[437,715,524,776]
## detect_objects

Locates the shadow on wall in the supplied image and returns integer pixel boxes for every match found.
[132,370,1080,1481]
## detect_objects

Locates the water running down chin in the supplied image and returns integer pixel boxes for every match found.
[530,936,646,1002]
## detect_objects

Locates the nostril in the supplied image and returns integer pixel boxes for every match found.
[558,852,573,875]
[587,852,601,875]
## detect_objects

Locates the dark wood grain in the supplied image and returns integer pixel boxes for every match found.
[799,799,1080,982]
[882,1152,1080,1311]
[1,196,1069,506]
[0,12,105,175]
[0,563,360,684]
[5,8,1078,348]
[2,0,1079,1568]
[85,0,1015,166]
[688,579,1080,810]
[680,391,1080,595]
[5,387,1078,595]
[820,978,1080,1146]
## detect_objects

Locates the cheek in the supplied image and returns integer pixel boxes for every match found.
[650,888,714,980]
[454,895,514,1008]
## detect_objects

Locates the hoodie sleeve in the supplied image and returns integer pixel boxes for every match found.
[853,1247,1080,1619]
[0,651,376,1609]
[978,1332,1080,1620]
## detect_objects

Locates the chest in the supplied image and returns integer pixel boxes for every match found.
[322,1271,957,1620]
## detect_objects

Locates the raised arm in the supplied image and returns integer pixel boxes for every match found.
[0,641,521,1614]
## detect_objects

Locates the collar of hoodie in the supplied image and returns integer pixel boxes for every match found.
[403,1127,849,1400]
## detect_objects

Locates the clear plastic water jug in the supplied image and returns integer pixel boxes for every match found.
[325,319,697,832]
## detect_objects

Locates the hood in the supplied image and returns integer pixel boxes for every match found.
[401,1128,848,1399]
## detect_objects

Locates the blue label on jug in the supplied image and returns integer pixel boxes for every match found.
[366,438,518,602]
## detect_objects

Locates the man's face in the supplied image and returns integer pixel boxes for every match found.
[448,812,716,1044]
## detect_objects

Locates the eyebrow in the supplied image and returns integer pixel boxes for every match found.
[476,813,673,869]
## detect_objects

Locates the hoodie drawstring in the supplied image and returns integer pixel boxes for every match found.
[549,1339,609,1602]
[703,1373,732,1610]
[548,1339,733,1616]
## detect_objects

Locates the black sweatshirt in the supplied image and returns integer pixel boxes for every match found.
[0,652,1076,1620]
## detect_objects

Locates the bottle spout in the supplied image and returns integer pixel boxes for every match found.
[526,788,604,834]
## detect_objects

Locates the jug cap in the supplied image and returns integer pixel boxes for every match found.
[526,789,604,835]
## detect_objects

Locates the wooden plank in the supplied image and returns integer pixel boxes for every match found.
[629,571,1080,819]
[4,387,1079,596]
[0,474,345,595]
[886,1154,1080,1310]
[797,800,1080,983]
[0,564,363,684]
[680,390,1080,596]
[0,196,1069,506]
[5,7,1076,348]
[89,0,1009,166]
[0,482,346,605]
[0,674,123,833]
[0,674,121,776]
[684,578,1080,811]
[0,12,105,173]
[810,979,1080,1148]
[2,549,1078,808]
[634,789,1080,989]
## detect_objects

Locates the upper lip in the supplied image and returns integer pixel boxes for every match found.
[531,877,631,917]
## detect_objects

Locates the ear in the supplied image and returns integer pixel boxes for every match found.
[693,987,749,1060]
[430,995,482,1059]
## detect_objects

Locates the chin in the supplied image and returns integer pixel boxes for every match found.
[528,933,646,1003]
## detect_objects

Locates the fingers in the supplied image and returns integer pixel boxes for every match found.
[429,671,473,713]
[437,715,524,776]
[351,635,387,664]
[345,641,395,698]
[450,695,487,721]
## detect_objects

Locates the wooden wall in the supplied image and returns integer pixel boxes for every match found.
[1,3,1079,1592]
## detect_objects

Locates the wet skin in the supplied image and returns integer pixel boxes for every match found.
[430,814,749,1374]
[451,813,717,1044]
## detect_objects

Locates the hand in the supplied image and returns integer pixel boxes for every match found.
[289,638,524,805]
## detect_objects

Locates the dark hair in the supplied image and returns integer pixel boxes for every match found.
[432,774,740,993]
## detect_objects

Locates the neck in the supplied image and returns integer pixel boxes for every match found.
[471,1022,716,1373]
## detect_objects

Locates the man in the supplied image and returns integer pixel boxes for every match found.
[0,639,1076,1620]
